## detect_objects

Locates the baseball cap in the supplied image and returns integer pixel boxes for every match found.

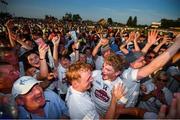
[125,51,144,63]
[11,76,42,98]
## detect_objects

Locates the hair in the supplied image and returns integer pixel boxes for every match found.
[21,50,39,71]
[0,47,16,57]
[66,61,92,84]
[60,54,71,61]
[152,70,169,84]
[104,53,124,72]
[0,62,12,77]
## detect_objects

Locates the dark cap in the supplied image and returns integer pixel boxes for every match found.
[101,44,111,54]
[125,51,144,63]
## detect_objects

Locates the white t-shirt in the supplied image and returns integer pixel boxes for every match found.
[95,56,104,70]
[48,63,69,95]
[65,86,99,119]
[91,67,140,116]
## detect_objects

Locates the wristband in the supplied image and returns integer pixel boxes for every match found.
[40,58,45,60]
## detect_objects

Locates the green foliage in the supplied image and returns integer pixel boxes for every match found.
[107,18,113,25]
[161,18,180,28]
[126,16,137,27]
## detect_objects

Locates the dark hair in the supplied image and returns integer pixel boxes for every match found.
[21,50,39,71]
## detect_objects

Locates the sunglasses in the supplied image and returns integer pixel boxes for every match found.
[157,78,168,83]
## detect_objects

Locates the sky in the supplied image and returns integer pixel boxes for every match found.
[1,0,180,25]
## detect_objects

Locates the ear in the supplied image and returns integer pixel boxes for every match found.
[115,71,121,77]
[71,80,79,89]
[15,97,24,106]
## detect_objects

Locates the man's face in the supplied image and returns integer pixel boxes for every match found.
[102,49,111,58]
[102,62,117,81]
[20,84,45,112]
[79,54,87,62]
[60,58,71,69]
[2,51,18,66]
[77,70,93,92]
[27,53,40,68]
[0,65,20,93]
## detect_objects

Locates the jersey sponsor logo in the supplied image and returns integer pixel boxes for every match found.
[95,89,110,102]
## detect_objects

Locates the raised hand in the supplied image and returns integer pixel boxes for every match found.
[5,19,14,29]
[52,36,60,46]
[98,38,109,46]
[128,31,135,41]
[112,83,126,100]
[38,44,49,59]
[134,31,141,41]
[147,29,159,45]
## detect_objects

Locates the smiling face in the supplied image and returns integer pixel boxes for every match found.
[66,62,93,92]
[75,70,93,92]
[20,84,45,112]
[102,62,119,81]
[60,57,71,69]
[27,53,40,68]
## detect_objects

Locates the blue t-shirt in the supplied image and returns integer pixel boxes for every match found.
[18,90,69,119]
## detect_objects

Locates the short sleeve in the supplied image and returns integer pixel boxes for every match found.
[122,68,139,81]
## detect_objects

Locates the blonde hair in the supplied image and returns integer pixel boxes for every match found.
[66,62,92,84]
[104,53,124,72]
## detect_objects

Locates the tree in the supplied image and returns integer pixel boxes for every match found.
[72,14,82,22]
[62,13,73,21]
[126,16,133,26]
[132,16,137,26]
[107,18,113,25]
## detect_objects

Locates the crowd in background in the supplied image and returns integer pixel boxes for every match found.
[0,15,180,119]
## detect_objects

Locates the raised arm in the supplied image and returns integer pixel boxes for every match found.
[141,29,159,55]
[92,38,108,57]
[137,34,180,80]
[5,20,16,47]
[74,41,80,62]
[153,36,169,53]
[105,83,126,119]
[52,36,60,67]
[38,44,49,78]
[119,40,129,55]
[133,32,141,52]
[119,32,134,55]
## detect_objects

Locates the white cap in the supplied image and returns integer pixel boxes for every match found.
[12,76,42,98]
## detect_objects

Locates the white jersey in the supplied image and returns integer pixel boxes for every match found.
[95,56,104,70]
[48,63,69,95]
[65,86,99,119]
[91,68,140,116]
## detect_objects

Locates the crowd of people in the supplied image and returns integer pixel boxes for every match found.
[0,17,180,119]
